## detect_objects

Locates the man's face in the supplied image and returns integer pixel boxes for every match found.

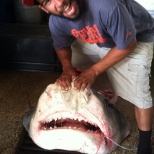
[38,0,80,19]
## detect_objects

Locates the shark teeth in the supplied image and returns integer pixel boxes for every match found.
[42,125,100,134]
[40,117,101,134]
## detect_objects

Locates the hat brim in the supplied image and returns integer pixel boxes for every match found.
[22,0,35,6]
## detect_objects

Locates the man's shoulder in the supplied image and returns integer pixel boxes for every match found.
[49,14,63,22]
[89,0,120,15]
[89,0,119,8]
[49,14,69,28]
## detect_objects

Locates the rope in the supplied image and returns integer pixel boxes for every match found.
[105,136,137,151]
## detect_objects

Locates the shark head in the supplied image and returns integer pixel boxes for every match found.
[23,83,130,154]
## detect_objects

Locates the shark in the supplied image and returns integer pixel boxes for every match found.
[23,82,130,154]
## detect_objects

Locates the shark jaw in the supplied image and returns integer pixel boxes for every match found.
[30,111,108,153]
[25,83,130,154]
[33,129,105,153]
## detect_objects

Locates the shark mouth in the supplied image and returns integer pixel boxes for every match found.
[40,118,101,134]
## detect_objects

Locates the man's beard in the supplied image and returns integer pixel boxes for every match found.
[58,0,81,20]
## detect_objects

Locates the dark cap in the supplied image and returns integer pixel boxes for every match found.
[22,0,38,6]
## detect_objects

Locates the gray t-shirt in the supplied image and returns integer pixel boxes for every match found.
[49,0,154,50]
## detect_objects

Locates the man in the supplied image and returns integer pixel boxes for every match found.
[22,0,154,153]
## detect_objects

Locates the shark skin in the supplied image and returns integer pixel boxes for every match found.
[23,83,130,154]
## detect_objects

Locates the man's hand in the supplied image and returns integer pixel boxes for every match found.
[56,67,79,90]
[74,68,97,91]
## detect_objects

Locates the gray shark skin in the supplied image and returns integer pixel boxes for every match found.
[23,83,130,154]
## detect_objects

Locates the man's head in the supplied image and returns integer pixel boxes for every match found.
[22,0,81,19]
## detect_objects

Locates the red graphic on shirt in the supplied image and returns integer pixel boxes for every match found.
[71,24,106,44]
[126,31,132,39]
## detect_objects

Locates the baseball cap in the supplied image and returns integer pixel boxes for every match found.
[22,0,39,6]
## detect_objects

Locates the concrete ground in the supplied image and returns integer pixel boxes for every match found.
[0,70,153,154]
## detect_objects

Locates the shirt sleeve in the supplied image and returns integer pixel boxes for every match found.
[105,3,136,50]
[49,16,75,50]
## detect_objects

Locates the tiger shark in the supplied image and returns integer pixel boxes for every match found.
[23,82,130,154]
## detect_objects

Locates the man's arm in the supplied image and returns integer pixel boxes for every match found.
[55,38,137,91]
[74,38,137,90]
[91,38,137,76]
[56,47,73,70]
[55,47,79,90]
